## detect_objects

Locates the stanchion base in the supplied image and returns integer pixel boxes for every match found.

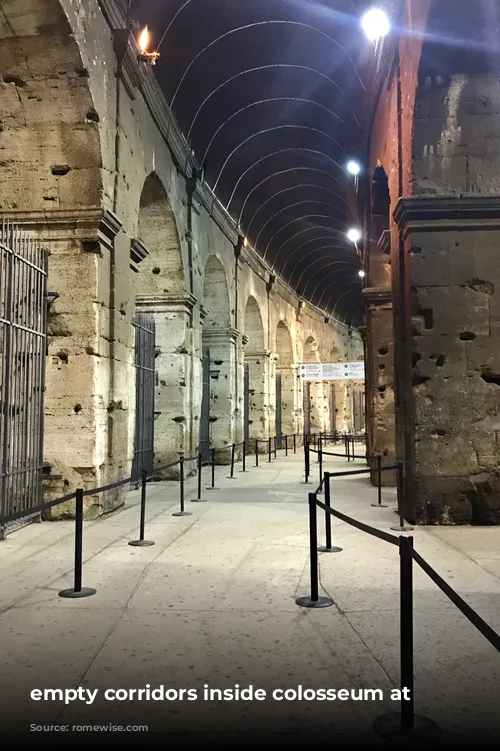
[172,511,192,517]
[373,713,442,745]
[59,587,96,599]
[226,477,238,480]
[318,546,343,553]
[191,498,208,503]
[295,595,334,609]
[372,503,389,508]
[391,524,415,531]
[128,540,155,547]
[205,487,220,491]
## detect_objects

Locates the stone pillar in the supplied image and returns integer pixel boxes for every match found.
[202,328,238,463]
[394,196,500,524]
[277,365,297,436]
[244,349,272,441]
[135,293,196,475]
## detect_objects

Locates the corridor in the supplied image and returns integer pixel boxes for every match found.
[1,452,500,745]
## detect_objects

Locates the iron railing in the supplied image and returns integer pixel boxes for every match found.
[0,220,48,522]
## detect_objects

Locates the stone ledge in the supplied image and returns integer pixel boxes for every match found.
[362,286,392,306]
[378,230,391,255]
[394,195,500,238]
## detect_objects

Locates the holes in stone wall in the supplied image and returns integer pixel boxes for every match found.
[86,109,100,123]
[481,372,500,386]
[74,404,82,413]
[152,267,161,275]
[378,345,389,356]
[379,364,386,370]
[467,279,495,295]
[55,351,68,364]
[431,429,446,437]
[412,352,422,367]
[3,75,26,87]
[75,67,89,78]
[413,374,431,386]
[421,309,434,330]
[436,355,446,367]
[460,331,476,341]
[51,165,71,176]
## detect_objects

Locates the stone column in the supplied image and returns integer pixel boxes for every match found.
[277,364,297,436]
[201,327,238,463]
[394,196,500,524]
[135,293,196,475]
[244,349,272,442]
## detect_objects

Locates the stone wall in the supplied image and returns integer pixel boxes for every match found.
[0,0,363,519]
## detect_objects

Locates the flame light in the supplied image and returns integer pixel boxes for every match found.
[139,26,149,53]
[137,26,160,65]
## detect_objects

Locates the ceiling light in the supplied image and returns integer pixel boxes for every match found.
[347,228,361,243]
[358,270,365,278]
[361,8,391,42]
[347,160,361,176]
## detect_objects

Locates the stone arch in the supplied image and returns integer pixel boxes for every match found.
[302,336,325,435]
[134,174,190,472]
[243,296,268,443]
[0,0,116,512]
[0,0,103,212]
[275,321,296,438]
[136,173,187,297]
[201,255,234,458]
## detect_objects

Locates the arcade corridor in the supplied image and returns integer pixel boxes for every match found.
[1,0,500,745]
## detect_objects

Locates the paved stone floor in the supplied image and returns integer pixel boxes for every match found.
[1,447,500,747]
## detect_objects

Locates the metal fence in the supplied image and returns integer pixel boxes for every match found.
[0,220,48,522]
[131,312,155,483]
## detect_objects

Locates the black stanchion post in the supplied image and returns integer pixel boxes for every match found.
[206,447,220,490]
[129,469,155,546]
[192,452,207,503]
[302,438,311,484]
[318,441,323,487]
[255,439,259,467]
[173,456,192,517]
[296,494,334,609]
[274,436,277,459]
[268,436,272,463]
[242,442,247,472]
[59,489,96,598]
[318,473,342,554]
[374,536,441,744]
[285,435,288,456]
[293,434,297,454]
[391,463,414,531]
[227,443,236,479]
[372,455,389,509]
[352,436,355,460]
[317,433,322,463]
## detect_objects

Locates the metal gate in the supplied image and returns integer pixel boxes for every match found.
[243,362,250,452]
[329,384,336,436]
[275,371,282,448]
[353,387,365,433]
[0,220,48,522]
[200,347,211,462]
[303,381,311,437]
[131,313,155,483]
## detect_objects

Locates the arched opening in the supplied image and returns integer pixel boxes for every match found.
[243,296,268,448]
[302,336,325,436]
[0,0,110,514]
[134,173,189,475]
[201,256,234,462]
[275,322,296,443]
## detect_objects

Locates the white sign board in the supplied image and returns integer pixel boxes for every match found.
[300,362,365,381]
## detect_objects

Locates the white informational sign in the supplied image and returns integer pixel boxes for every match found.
[300,362,365,381]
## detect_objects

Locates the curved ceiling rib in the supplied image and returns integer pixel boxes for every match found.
[132,0,375,328]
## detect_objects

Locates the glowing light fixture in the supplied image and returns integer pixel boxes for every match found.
[137,27,160,64]
[361,8,391,41]
[358,270,366,278]
[347,160,361,176]
[347,228,362,244]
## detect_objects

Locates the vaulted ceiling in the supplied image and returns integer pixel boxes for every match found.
[130,0,380,328]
